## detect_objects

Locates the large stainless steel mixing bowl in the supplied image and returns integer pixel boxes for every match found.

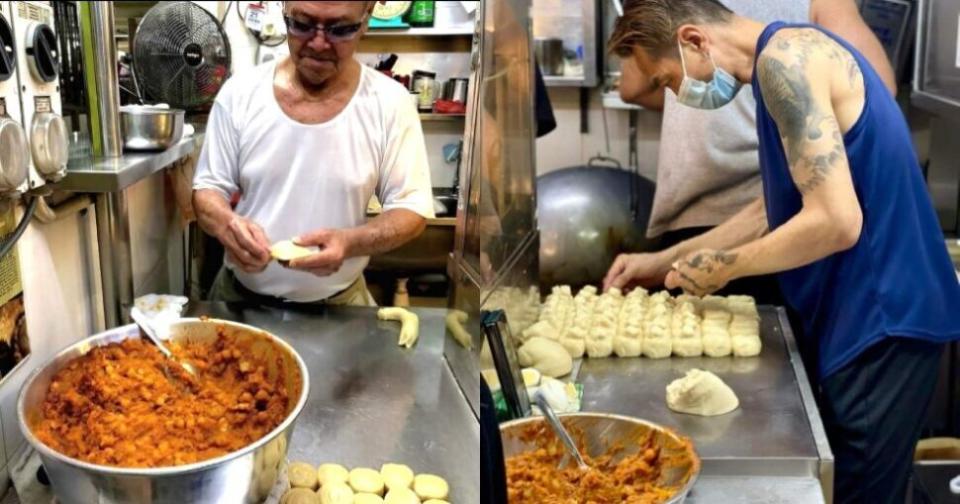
[500,412,700,503]
[120,106,185,151]
[18,318,309,504]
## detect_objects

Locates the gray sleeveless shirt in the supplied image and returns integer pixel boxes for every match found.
[647,0,811,238]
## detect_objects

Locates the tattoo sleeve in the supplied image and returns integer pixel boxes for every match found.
[757,35,847,196]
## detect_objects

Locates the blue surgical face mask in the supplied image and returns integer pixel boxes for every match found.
[676,40,742,110]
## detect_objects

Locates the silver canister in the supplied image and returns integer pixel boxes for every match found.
[442,78,469,103]
[412,70,437,112]
[534,38,564,76]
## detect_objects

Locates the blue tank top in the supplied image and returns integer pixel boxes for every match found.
[752,22,960,379]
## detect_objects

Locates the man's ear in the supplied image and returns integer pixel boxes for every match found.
[676,24,709,53]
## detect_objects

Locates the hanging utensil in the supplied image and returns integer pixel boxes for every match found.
[535,392,590,470]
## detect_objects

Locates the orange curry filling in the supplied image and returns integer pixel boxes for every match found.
[506,424,693,504]
[33,331,289,467]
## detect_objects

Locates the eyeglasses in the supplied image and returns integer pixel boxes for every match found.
[283,15,365,42]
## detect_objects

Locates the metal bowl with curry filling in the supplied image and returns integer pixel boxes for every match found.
[500,413,700,504]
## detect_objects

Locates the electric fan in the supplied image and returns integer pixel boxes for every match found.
[132,1,231,110]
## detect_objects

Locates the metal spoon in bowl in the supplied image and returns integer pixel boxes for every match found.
[535,392,590,470]
[130,307,197,377]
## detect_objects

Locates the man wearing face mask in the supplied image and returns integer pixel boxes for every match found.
[605,1,960,502]
[193,1,433,306]
[604,0,894,309]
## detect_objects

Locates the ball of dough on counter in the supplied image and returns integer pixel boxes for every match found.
[319,482,355,504]
[354,494,385,504]
[282,487,322,504]
[289,462,319,490]
[318,464,350,487]
[521,320,559,342]
[349,468,385,495]
[413,474,449,500]
[517,337,573,377]
[383,487,421,504]
[666,369,739,416]
[380,463,415,490]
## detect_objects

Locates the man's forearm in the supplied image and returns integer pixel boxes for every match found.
[344,209,427,258]
[727,206,856,280]
[193,189,235,237]
[664,197,769,262]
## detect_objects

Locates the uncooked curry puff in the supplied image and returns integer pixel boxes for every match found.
[281,461,451,504]
[270,240,314,263]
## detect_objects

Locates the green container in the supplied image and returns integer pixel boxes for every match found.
[407,1,435,28]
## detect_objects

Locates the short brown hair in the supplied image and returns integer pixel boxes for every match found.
[608,0,733,57]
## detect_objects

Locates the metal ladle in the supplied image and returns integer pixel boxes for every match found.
[130,307,197,377]
[535,392,590,470]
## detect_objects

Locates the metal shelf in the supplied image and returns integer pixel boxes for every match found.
[543,75,591,87]
[419,113,466,121]
[366,27,474,37]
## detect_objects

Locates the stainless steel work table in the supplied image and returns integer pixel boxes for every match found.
[1,304,480,504]
[576,307,833,504]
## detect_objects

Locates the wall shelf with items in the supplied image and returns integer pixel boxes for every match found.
[366,27,474,37]
[420,113,466,121]
[533,0,599,87]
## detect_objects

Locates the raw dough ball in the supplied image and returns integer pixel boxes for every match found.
[666,369,739,416]
[349,468,385,496]
[383,487,421,504]
[517,337,573,377]
[318,464,350,487]
[354,494,385,504]
[271,240,314,262]
[413,474,449,500]
[282,487,321,504]
[319,482,355,504]
[289,462,319,490]
[521,320,558,342]
[380,463,415,490]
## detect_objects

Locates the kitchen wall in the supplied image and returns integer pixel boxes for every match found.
[536,87,661,180]
[0,204,102,494]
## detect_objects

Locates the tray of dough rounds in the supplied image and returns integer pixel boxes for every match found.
[574,305,834,483]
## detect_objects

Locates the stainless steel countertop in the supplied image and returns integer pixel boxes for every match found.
[0,303,479,504]
[578,307,831,481]
[57,135,202,193]
[686,476,825,503]
[188,303,480,504]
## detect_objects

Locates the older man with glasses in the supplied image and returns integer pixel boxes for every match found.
[193,1,434,307]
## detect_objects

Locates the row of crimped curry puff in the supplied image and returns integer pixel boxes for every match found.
[520,286,762,360]
[280,461,450,504]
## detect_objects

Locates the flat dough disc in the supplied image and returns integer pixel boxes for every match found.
[270,240,314,261]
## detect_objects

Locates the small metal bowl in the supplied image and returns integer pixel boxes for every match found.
[500,412,701,503]
[120,106,185,151]
[18,318,309,504]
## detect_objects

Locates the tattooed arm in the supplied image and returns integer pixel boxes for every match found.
[665,32,863,296]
